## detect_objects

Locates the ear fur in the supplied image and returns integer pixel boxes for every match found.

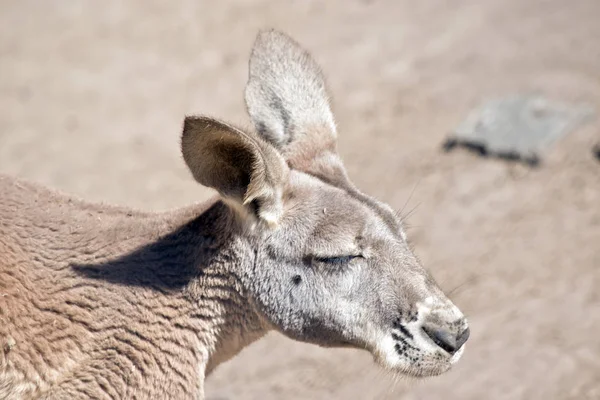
[244,30,352,187]
[181,116,288,226]
[245,30,336,150]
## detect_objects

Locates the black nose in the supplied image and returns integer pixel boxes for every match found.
[422,325,470,355]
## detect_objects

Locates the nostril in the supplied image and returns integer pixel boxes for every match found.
[422,326,458,354]
[456,326,470,349]
[422,325,470,355]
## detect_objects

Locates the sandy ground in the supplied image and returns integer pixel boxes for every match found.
[1,0,599,399]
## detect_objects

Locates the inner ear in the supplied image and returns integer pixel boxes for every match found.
[245,31,336,150]
[181,116,289,225]
[244,30,353,188]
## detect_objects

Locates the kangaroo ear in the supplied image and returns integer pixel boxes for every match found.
[245,30,346,184]
[181,116,288,226]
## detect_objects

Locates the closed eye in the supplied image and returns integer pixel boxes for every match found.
[314,255,362,265]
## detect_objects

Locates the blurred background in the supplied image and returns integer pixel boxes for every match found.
[1,0,599,399]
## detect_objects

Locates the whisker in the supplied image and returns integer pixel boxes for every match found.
[403,223,422,230]
[396,178,421,219]
[401,202,421,222]
[446,274,483,298]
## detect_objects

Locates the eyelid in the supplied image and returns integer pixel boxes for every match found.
[313,254,363,264]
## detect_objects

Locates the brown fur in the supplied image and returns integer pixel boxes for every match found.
[0,175,264,399]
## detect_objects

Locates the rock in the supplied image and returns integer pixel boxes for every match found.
[444,95,594,166]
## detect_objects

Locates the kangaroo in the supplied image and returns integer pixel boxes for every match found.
[0,30,469,400]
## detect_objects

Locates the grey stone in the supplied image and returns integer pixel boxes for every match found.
[444,95,594,166]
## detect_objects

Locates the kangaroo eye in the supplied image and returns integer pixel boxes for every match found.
[314,255,361,265]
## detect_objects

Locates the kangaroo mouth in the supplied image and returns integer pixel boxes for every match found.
[369,316,467,378]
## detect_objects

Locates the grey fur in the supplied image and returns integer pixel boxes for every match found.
[0,30,468,400]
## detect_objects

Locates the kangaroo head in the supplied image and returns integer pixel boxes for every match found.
[181,30,469,377]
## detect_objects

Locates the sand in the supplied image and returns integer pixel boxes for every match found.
[1,0,599,399]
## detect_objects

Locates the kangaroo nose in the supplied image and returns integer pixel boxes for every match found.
[422,324,470,355]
